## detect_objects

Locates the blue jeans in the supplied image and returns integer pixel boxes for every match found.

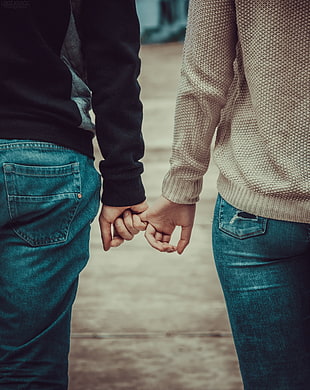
[212,195,310,389]
[0,140,101,389]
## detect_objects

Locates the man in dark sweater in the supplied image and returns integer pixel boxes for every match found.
[0,0,147,388]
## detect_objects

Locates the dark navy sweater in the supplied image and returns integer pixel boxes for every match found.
[0,0,145,206]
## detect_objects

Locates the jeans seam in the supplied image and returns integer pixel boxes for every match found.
[0,141,74,152]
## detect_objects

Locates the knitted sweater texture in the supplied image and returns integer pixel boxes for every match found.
[162,0,310,223]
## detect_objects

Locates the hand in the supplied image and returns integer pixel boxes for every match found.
[99,200,148,251]
[139,196,196,254]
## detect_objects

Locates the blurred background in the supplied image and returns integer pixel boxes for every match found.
[136,0,189,43]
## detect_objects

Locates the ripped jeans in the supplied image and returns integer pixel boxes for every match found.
[0,140,101,389]
[212,195,310,390]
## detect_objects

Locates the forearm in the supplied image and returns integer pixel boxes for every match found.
[163,0,238,204]
[81,0,145,206]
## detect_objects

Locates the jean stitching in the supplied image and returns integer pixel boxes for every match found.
[0,141,72,151]
[218,196,224,230]
[3,162,82,247]
[4,162,80,176]
[218,195,268,239]
[9,199,80,247]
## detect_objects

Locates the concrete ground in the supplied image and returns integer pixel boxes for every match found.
[68,43,243,390]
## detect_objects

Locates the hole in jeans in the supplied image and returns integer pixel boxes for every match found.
[230,211,258,224]
[237,211,257,219]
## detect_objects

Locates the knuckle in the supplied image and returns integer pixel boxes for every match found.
[114,218,123,227]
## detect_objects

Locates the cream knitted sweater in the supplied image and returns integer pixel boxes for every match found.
[162,0,310,223]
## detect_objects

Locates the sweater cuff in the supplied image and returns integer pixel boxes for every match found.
[162,172,202,204]
[102,176,146,206]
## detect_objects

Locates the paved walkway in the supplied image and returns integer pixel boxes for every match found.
[68,43,243,390]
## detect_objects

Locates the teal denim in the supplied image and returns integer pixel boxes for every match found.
[213,195,310,389]
[0,140,101,389]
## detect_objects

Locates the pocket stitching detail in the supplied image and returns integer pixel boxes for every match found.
[218,197,268,240]
[3,162,81,247]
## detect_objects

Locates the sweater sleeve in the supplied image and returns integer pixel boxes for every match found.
[80,0,145,206]
[162,0,238,204]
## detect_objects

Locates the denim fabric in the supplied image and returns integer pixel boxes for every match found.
[0,140,101,389]
[212,195,310,390]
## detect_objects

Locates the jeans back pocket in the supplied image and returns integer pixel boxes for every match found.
[218,196,268,239]
[4,162,81,246]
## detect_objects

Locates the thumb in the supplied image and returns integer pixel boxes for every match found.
[131,200,148,214]
[139,209,148,222]
[176,225,193,255]
[99,216,112,251]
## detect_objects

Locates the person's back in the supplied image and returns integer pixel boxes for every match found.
[163,0,309,223]
[216,0,309,222]
[0,0,94,156]
[0,1,147,388]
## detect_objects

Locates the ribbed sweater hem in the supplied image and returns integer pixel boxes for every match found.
[217,175,310,224]
[162,172,202,204]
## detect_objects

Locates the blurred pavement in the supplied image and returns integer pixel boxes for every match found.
[68,43,243,390]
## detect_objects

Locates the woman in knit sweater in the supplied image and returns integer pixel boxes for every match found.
[138,0,310,388]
